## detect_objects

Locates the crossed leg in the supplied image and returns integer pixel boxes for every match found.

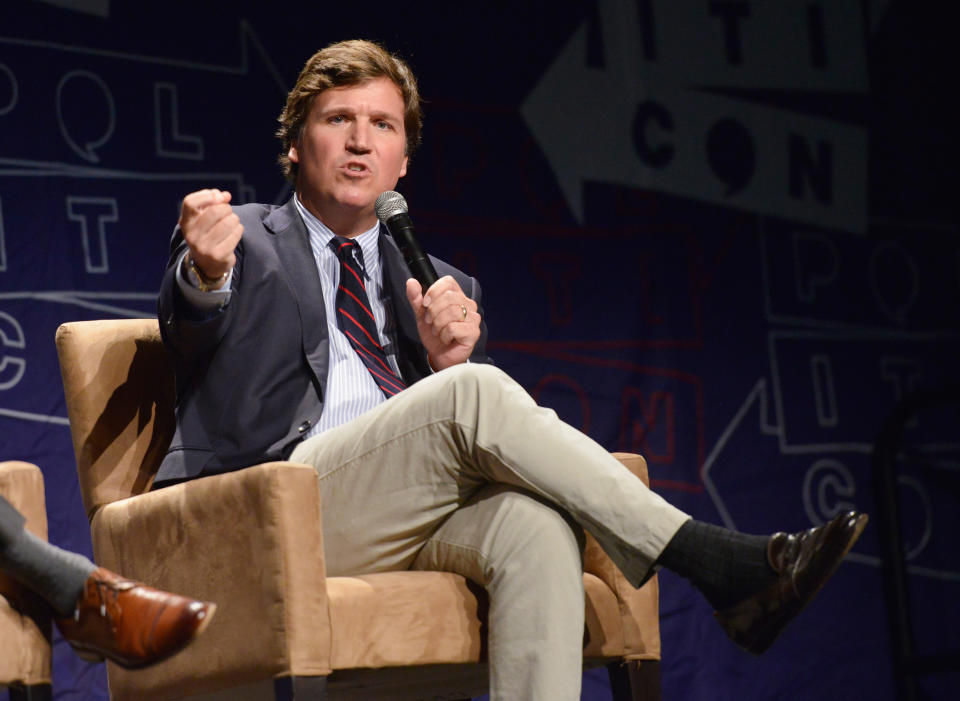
[290,362,689,583]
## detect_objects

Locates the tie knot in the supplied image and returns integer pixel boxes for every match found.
[329,236,358,261]
[329,235,369,281]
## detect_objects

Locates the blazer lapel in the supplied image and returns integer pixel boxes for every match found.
[266,199,330,399]
[379,228,432,382]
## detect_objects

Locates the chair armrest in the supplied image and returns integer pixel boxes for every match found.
[0,461,52,686]
[582,453,661,660]
[91,462,331,699]
[0,461,48,539]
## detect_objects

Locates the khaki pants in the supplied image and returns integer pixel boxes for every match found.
[291,363,689,700]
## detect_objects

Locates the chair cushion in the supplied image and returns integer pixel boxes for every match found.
[326,570,625,669]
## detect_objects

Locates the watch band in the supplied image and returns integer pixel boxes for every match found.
[186,255,229,292]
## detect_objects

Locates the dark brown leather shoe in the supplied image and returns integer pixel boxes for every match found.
[55,567,215,669]
[716,511,868,655]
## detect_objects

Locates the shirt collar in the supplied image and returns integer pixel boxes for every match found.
[294,195,381,273]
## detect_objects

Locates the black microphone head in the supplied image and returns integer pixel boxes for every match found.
[375,190,408,222]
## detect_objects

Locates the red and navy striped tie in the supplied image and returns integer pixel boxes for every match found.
[329,236,406,398]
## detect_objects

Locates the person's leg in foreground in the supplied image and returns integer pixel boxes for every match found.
[0,494,215,668]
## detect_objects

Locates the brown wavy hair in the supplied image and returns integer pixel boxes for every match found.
[276,40,422,182]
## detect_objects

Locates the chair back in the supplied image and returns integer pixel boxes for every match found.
[56,319,174,519]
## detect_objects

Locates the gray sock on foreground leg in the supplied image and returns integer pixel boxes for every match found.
[0,527,95,617]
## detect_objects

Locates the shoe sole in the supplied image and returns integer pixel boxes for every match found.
[717,513,869,655]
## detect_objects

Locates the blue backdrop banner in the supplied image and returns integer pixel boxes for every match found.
[1,1,957,699]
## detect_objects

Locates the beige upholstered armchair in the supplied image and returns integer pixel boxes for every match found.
[55,318,662,700]
[0,461,53,701]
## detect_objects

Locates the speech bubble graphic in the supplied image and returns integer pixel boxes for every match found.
[56,69,116,163]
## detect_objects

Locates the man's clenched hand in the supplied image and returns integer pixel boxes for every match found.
[178,189,243,287]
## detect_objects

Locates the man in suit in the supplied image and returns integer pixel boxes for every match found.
[158,39,867,700]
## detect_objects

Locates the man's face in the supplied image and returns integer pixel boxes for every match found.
[289,77,409,236]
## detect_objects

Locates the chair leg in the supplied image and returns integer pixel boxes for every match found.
[272,676,328,700]
[8,684,53,701]
[607,659,661,701]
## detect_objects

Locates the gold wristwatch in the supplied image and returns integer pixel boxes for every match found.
[186,256,229,292]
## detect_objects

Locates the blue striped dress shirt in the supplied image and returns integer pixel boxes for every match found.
[293,197,401,437]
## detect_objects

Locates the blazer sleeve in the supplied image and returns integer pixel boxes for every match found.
[465,274,493,366]
[157,225,243,362]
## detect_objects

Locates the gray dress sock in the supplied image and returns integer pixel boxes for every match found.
[0,525,96,617]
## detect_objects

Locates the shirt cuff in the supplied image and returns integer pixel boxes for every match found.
[175,249,233,312]
[426,357,470,374]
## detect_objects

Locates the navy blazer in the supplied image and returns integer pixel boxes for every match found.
[155,197,490,487]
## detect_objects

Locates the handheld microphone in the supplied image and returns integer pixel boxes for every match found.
[375,191,438,292]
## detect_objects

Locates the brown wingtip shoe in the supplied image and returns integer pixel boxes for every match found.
[55,567,216,669]
[715,511,868,655]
